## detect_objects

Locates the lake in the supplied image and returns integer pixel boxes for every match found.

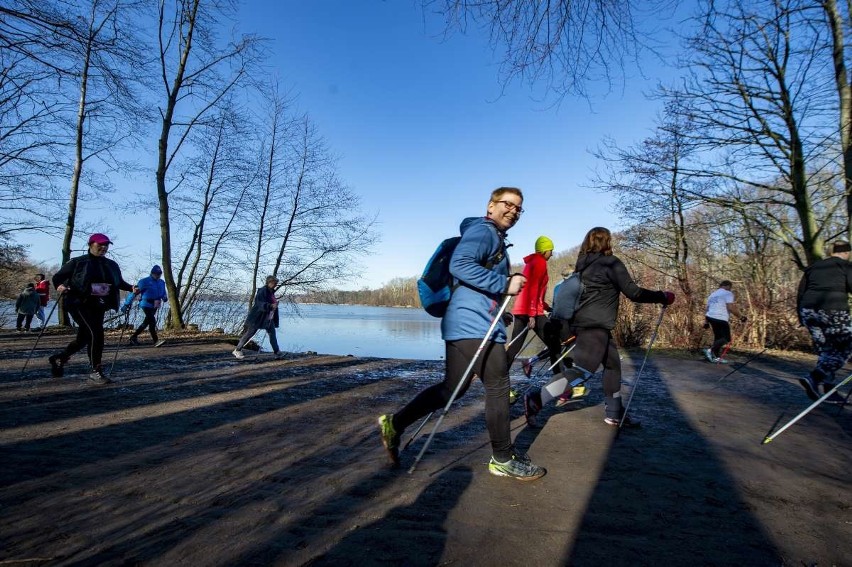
[0,301,449,360]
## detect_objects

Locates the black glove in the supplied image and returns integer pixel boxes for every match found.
[702,322,710,330]
[740,316,747,323]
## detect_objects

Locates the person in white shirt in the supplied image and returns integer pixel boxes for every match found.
[704,280,746,363]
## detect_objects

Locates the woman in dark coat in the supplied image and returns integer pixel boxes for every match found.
[232,275,284,359]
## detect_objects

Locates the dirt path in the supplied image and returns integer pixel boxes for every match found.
[0,331,849,566]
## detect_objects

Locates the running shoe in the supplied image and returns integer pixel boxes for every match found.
[88,366,112,385]
[377,414,400,467]
[798,375,819,401]
[703,348,715,363]
[604,413,641,428]
[821,383,847,405]
[715,358,729,365]
[488,454,546,481]
[274,351,286,360]
[508,388,519,405]
[154,340,166,348]
[232,349,245,359]
[521,359,533,378]
[128,335,139,346]
[523,392,542,428]
[555,393,572,408]
[48,354,64,378]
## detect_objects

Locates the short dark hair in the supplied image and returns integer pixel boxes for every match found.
[720,280,732,288]
[35,273,44,279]
[831,240,851,254]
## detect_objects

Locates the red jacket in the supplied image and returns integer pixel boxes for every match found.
[512,253,550,316]
[35,279,50,307]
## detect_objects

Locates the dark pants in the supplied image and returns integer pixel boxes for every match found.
[58,304,107,369]
[800,308,852,383]
[132,306,159,342]
[706,317,731,357]
[393,339,513,461]
[505,314,562,373]
[236,322,280,353]
[16,314,34,330]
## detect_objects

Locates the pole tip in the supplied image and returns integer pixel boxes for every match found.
[761,437,771,445]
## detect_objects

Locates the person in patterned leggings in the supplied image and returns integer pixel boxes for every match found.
[796,240,852,404]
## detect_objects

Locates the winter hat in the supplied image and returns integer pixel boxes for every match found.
[151,265,163,275]
[535,236,554,254]
[832,240,851,254]
[88,233,112,245]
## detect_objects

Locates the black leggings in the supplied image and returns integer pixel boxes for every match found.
[133,306,159,342]
[706,317,731,357]
[393,339,513,461]
[568,327,621,397]
[60,304,107,369]
[505,314,562,372]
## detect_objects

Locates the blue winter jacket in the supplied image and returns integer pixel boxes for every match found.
[441,217,511,342]
[135,275,167,309]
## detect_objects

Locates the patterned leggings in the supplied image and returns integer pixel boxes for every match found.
[799,308,852,383]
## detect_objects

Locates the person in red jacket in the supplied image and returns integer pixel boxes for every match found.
[505,236,562,374]
[34,273,50,329]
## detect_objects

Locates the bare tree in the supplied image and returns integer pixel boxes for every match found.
[154,0,262,328]
[663,0,843,268]
[424,0,677,99]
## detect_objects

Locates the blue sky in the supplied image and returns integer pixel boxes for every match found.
[26,1,687,290]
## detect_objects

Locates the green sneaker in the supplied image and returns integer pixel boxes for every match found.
[508,388,519,405]
[488,454,546,481]
[377,414,400,467]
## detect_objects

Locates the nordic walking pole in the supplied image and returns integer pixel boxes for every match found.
[505,325,530,350]
[409,294,513,474]
[619,305,666,430]
[21,293,64,374]
[401,411,434,453]
[544,336,577,373]
[713,346,769,386]
[762,372,852,444]
[108,307,133,375]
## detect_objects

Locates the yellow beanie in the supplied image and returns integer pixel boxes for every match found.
[535,236,554,253]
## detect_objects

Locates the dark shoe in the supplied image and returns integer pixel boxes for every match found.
[821,383,846,405]
[154,340,166,348]
[605,413,641,428]
[88,366,112,385]
[521,359,533,378]
[377,414,400,468]
[488,454,546,481]
[48,355,64,378]
[128,335,139,346]
[798,375,819,401]
[523,392,542,428]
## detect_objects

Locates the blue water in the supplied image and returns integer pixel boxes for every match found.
[0,300,447,360]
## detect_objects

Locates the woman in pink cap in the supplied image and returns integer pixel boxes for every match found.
[48,233,134,384]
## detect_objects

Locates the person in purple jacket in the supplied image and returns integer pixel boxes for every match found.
[377,187,546,481]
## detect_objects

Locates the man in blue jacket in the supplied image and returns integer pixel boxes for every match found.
[122,265,168,347]
[377,187,546,481]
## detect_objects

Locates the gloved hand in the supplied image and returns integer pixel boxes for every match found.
[740,316,747,323]
[703,321,710,330]
[661,291,676,305]
[120,304,130,314]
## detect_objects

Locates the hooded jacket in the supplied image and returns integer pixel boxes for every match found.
[16,287,40,315]
[52,253,133,312]
[135,274,168,309]
[796,256,852,312]
[441,217,510,342]
[245,285,279,329]
[511,252,549,317]
[571,252,667,330]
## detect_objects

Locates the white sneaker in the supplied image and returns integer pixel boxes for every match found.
[703,348,716,363]
[232,349,244,359]
[154,340,166,348]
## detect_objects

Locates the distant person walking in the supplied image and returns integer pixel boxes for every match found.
[523,227,675,428]
[377,187,546,481]
[122,264,168,347]
[796,241,852,404]
[232,275,285,360]
[703,280,746,364]
[15,283,40,332]
[48,233,134,384]
[34,273,50,329]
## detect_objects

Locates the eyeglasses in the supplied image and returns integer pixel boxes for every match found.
[493,199,524,214]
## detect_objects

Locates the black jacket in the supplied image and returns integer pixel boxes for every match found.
[53,253,133,311]
[797,256,852,312]
[572,252,666,330]
[245,285,279,329]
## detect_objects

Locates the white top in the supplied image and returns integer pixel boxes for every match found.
[706,288,735,321]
